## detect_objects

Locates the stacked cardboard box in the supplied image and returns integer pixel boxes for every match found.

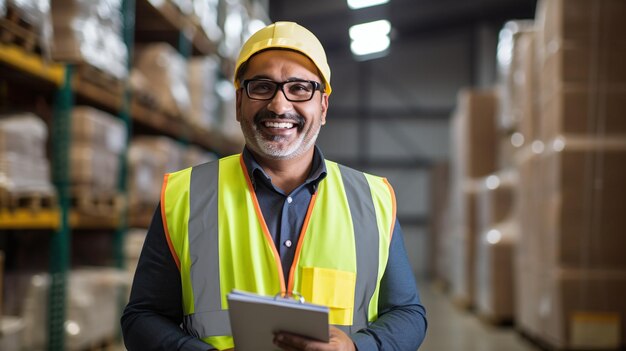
[14,269,129,350]
[496,21,536,170]
[50,0,128,80]
[134,43,191,119]
[0,114,55,198]
[127,136,185,219]
[448,89,498,308]
[474,170,518,322]
[188,55,221,131]
[514,0,626,349]
[70,107,126,193]
[0,316,24,351]
[3,0,53,56]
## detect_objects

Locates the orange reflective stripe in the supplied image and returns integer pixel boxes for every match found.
[383,178,396,241]
[287,191,318,294]
[238,155,286,294]
[161,173,180,270]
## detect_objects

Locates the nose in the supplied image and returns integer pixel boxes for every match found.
[266,87,293,115]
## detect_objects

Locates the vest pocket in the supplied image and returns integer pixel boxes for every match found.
[300,267,356,325]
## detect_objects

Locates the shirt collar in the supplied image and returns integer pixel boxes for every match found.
[241,146,327,193]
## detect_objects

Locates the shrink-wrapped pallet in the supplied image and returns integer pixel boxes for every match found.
[69,107,126,192]
[50,0,127,79]
[496,20,535,132]
[0,114,55,197]
[128,136,184,215]
[0,316,24,351]
[14,268,129,351]
[535,0,626,141]
[188,55,220,131]
[4,0,53,56]
[448,88,499,309]
[475,220,518,323]
[134,43,191,119]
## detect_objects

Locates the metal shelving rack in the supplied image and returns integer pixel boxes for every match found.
[1,0,268,348]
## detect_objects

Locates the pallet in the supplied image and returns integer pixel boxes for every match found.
[0,5,41,53]
[0,188,57,212]
[74,63,125,98]
[70,187,122,216]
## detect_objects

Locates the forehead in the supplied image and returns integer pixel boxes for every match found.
[245,50,320,80]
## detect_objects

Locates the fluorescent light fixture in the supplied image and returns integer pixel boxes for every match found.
[347,0,389,10]
[349,20,391,57]
[350,36,390,56]
[349,20,391,40]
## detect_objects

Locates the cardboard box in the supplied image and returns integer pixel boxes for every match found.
[475,221,517,322]
[72,106,127,155]
[540,85,626,141]
[0,316,24,351]
[476,170,517,234]
[134,43,191,119]
[542,137,626,269]
[70,142,120,191]
[449,183,480,308]
[518,33,540,142]
[539,268,626,350]
[536,0,626,47]
[496,21,535,132]
[540,44,626,99]
[451,89,499,179]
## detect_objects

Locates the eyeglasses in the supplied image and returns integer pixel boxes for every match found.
[242,79,322,102]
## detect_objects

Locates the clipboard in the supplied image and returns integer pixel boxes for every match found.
[227,290,330,351]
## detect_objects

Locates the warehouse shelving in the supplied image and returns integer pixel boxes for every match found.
[1,1,264,349]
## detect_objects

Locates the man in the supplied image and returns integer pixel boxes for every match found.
[122,21,427,351]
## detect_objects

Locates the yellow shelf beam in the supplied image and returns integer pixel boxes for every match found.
[0,43,65,86]
[0,209,60,229]
[0,209,120,230]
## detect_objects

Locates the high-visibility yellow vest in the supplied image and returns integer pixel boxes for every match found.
[161,154,396,350]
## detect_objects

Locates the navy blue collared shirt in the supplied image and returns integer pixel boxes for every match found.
[241,146,327,284]
[122,147,427,351]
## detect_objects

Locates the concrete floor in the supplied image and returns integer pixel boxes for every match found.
[418,282,541,351]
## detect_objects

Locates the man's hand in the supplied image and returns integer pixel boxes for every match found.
[273,326,356,351]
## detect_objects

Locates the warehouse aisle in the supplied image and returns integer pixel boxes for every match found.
[418,282,540,351]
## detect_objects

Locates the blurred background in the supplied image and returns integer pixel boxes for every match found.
[1,0,625,350]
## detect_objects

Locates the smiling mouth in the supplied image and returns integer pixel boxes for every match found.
[263,121,296,129]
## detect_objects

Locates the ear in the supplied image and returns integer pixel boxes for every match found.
[235,88,243,122]
[320,93,329,125]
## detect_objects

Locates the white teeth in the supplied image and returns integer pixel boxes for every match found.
[264,121,294,129]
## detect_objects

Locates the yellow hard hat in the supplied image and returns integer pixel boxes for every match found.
[234,21,332,95]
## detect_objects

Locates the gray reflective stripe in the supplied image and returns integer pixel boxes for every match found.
[338,164,379,333]
[183,310,231,337]
[189,161,222,316]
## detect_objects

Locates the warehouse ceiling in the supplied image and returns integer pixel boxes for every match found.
[269,0,537,57]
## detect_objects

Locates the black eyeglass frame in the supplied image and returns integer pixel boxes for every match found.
[242,79,323,102]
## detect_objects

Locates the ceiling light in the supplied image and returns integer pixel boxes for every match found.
[349,20,391,58]
[347,0,389,10]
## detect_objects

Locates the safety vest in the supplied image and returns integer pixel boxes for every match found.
[161,154,396,350]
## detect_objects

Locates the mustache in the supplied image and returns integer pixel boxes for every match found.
[254,109,305,128]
